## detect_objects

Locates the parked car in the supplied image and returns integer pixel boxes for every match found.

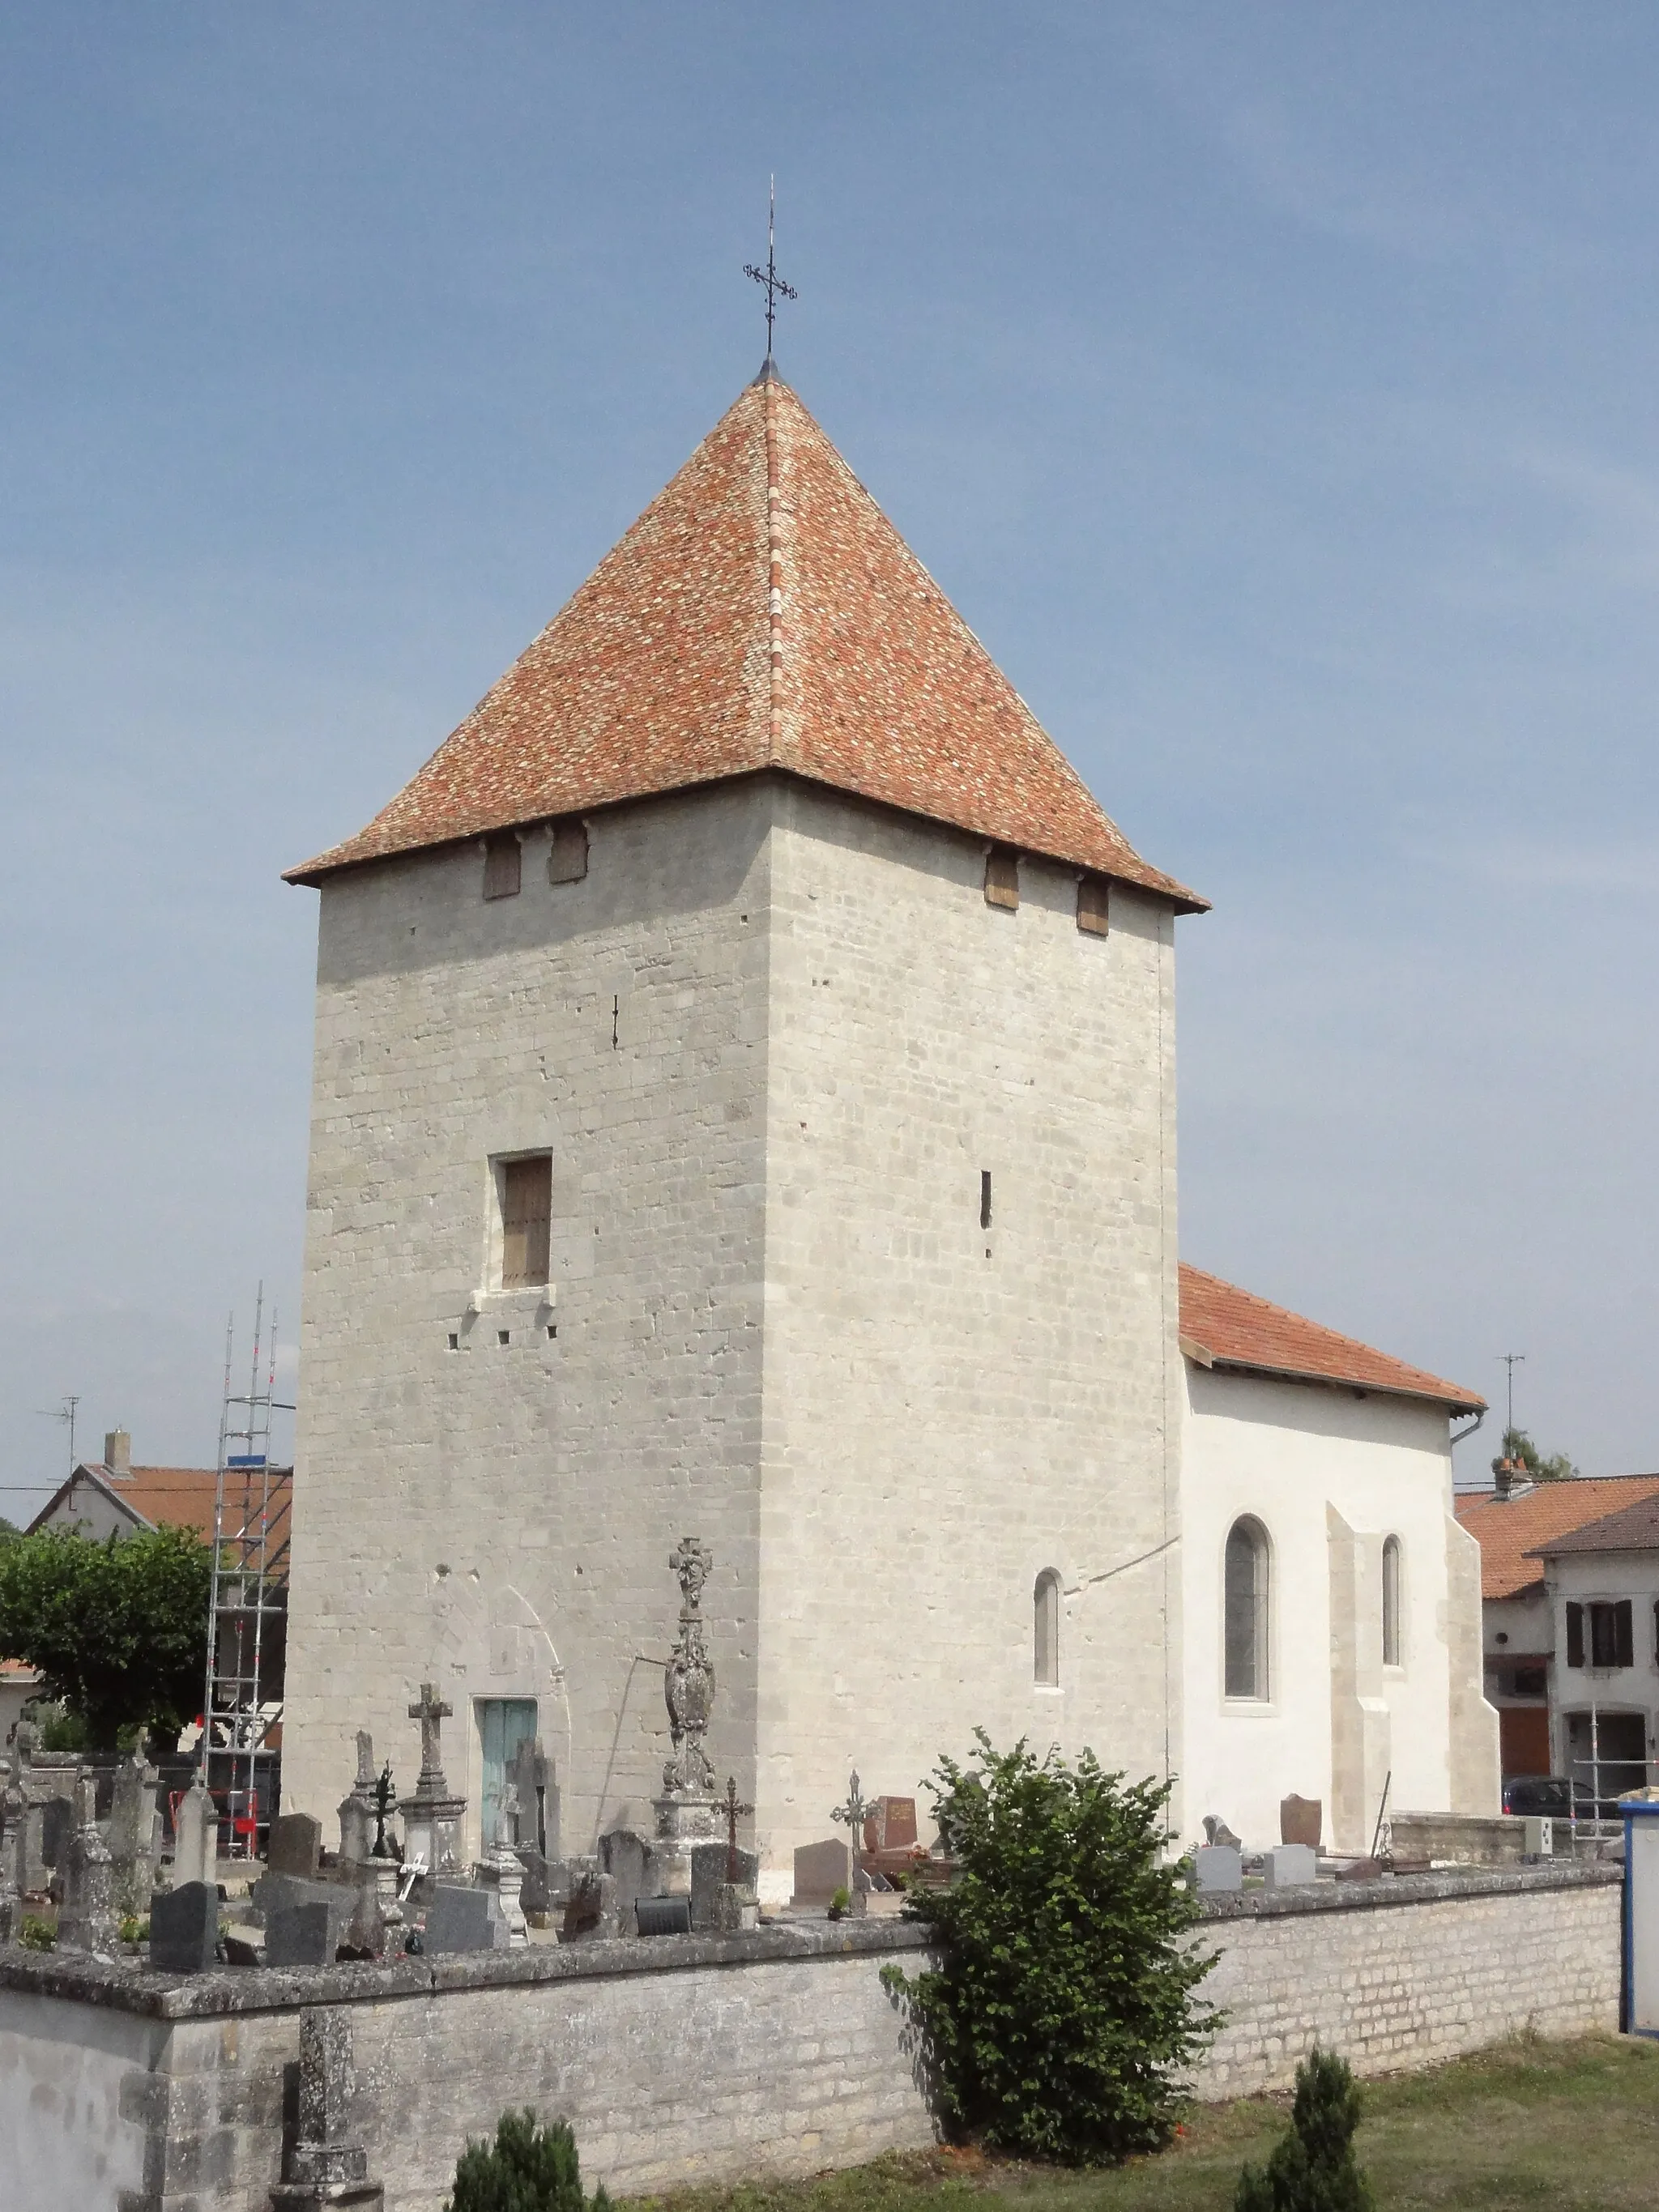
[1502,1775,1575,1818]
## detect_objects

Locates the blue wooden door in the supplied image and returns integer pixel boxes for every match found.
[478,1698,537,1850]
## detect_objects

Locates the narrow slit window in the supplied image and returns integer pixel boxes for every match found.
[1224,1517,1269,1700]
[1381,1536,1402,1667]
[500,1154,552,1289]
[484,832,522,901]
[1077,875,1111,936]
[1034,1570,1060,1687]
[984,850,1020,911]
[980,1171,992,1230]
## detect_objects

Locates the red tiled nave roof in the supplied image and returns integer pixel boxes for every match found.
[288,375,1203,908]
[1179,1263,1483,1414]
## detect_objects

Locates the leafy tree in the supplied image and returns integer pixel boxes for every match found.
[1493,1425,1578,1484]
[884,1731,1219,2165]
[1235,2046,1373,2210]
[0,1523,211,1747]
[447,2111,611,2212]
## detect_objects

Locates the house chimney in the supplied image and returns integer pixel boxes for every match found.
[104,1430,131,1477]
[1493,1458,1516,1502]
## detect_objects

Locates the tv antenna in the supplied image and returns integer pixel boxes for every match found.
[1497,1352,1525,1436]
[36,1393,81,1475]
[743,177,797,372]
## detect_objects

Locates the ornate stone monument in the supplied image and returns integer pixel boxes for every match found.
[400,1683,465,1885]
[652,1536,721,1893]
[0,1755,23,1940]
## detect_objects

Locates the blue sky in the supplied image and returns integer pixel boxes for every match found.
[4,5,1657,1513]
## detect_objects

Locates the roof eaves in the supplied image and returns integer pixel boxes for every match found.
[1192,1347,1482,1415]
[287,762,1212,911]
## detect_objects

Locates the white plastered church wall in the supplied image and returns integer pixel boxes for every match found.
[756,782,1183,1879]
[1179,1366,1493,1853]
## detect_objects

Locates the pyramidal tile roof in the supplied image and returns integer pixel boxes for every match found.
[287,373,1204,906]
[1178,1263,1483,1413]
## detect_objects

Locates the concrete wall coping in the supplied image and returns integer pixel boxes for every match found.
[0,1915,935,2021]
[1195,1859,1622,1922]
[0,1862,1619,2022]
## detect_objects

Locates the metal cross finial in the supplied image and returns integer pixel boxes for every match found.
[743,176,797,368]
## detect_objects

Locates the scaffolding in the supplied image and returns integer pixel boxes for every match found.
[201,1288,294,1855]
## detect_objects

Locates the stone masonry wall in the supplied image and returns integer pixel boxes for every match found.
[758,783,1183,1860]
[0,1868,1622,2212]
[1197,1869,1621,2096]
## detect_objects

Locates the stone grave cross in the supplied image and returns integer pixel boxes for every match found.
[719,1775,753,1884]
[409,1683,453,1794]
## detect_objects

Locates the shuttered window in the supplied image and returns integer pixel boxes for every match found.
[548,819,588,884]
[484,833,522,901]
[1589,1599,1634,1670]
[984,850,1020,910]
[1077,875,1110,936]
[500,1156,552,1288]
[1566,1602,1584,1668]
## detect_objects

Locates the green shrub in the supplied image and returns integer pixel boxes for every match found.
[827,1886,851,1920]
[446,2109,612,2212]
[884,1730,1218,2165]
[18,1916,55,1952]
[1235,2046,1373,2211]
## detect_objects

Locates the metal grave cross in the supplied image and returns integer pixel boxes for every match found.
[720,1774,753,1884]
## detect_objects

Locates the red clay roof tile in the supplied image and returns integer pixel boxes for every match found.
[1456,1475,1659,1600]
[287,376,1203,907]
[1179,1263,1482,1413]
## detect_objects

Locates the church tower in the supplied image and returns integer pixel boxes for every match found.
[281,369,1205,1886]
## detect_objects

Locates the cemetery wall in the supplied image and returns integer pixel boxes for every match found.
[0,1865,1622,2212]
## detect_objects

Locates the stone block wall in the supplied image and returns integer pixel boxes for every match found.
[1196,1866,1620,2096]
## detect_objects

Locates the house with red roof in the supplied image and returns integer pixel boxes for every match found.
[277,361,1495,1873]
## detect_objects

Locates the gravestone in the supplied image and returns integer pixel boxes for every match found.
[425,1883,508,1954]
[268,1812,323,1878]
[561,1869,618,1942]
[690,1840,759,1931]
[511,1735,559,1862]
[338,1733,377,1867]
[270,2006,385,2210]
[474,1791,527,1947]
[150,1880,220,1972]
[599,1827,660,1936]
[792,1837,850,1907]
[401,1684,467,1886]
[252,1871,358,1956]
[0,1757,23,1937]
[58,1775,119,1953]
[267,1900,338,1967]
[172,1774,215,1888]
[39,1793,76,1897]
[515,1848,559,1926]
[109,1754,161,1918]
[1192,1844,1243,1894]
[1281,1795,1323,1849]
[1263,1843,1318,1890]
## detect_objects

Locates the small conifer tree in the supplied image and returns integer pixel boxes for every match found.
[1235,2047,1372,2212]
[446,2110,612,2212]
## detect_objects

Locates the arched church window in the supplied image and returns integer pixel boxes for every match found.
[1382,1536,1402,1667]
[1034,1569,1060,1687]
[1223,1517,1269,1700]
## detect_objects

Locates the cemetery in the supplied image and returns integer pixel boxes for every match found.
[0,1531,1630,2211]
